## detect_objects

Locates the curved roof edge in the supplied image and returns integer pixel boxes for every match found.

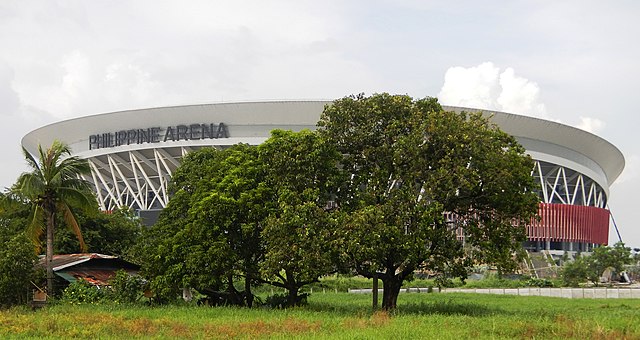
[22,101,625,185]
[22,100,332,139]
[444,106,625,184]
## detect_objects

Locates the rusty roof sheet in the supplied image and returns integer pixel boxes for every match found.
[38,253,140,286]
[38,253,119,271]
[55,268,138,286]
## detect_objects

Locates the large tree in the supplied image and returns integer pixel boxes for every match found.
[11,141,95,295]
[138,144,271,306]
[318,93,539,309]
[139,131,342,307]
[258,129,342,306]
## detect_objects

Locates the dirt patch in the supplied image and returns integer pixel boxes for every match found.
[342,311,390,330]
[205,317,321,338]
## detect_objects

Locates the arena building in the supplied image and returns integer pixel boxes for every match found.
[22,101,625,252]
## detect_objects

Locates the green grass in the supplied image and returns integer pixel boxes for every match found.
[257,274,561,294]
[1,293,639,339]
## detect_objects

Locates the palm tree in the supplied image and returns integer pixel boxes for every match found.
[11,140,95,295]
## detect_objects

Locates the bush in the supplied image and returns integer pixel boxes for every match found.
[263,293,308,308]
[0,233,39,308]
[60,271,144,305]
[61,280,107,304]
[110,270,143,304]
[525,278,554,287]
[462,275,525,288]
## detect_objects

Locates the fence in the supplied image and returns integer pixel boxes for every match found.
[348,287,640,299]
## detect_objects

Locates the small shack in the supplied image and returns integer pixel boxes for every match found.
[40,253,139,287]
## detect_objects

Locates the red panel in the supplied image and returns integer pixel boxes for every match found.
[528,203,609,245]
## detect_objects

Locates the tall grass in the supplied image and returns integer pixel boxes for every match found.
[1,293,639,338]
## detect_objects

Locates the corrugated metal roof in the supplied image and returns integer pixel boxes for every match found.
[39,253,140,286]
[39,253,119,271]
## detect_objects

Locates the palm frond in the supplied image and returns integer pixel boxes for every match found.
[58,186,97,212]
[48,141,72,171]
[26,205,45,253]
[13,173,45,200]
[21,147,41,173]
[58,202,87,252]
[52,157,91,185]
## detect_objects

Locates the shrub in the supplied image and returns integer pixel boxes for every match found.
[60,280,107,304]
[264,293,308,308]
[525,277,554,287]
[110,270,143,304]
[0,233,39,308]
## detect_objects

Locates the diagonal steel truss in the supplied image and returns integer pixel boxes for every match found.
[83,147,607,213]
[532,160,606,208]
[82,146,201,211]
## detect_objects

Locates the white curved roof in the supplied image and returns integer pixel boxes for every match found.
[445,106,625,188]
[22,101,625,190]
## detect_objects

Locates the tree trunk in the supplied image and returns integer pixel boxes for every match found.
[381,276,402,310]
[286,285,299,307]
[244,275,254,308]
[46,210,55,296]
[372,273,379,310]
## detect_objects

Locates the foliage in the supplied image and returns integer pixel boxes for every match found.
[318,93,540,309]
[264,293,309,308]
[139,131,344,307]
[524,277,555,288]
[55,208,143,258]
[561,242,633,286]
[258,130,342,306]
[60,271,143,305]
[110,270,144,304]
[60,280,107,304]
[0,230,39,308]
[136,144,270,306]
[0,193,40,307]
[10,140,96,295]
[561,255,591,287]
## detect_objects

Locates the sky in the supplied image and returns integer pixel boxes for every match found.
[0,1,638,246]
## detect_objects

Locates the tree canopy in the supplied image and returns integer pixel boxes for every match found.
[138,130,344,306]
[258,129,342,305]
[137,144,269,305]
[562,242,633,286]
[55,208,143,258]
[137,93,540,310]
[318,93,539,309]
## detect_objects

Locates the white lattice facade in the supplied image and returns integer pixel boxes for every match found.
[533,160,606,208]
[84,146,190,212]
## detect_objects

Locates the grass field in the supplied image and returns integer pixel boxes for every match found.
[1,292,639,339]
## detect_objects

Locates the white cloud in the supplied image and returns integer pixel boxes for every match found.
[438,62,500,110]
[438,62,547,117]
[437,61,613,137]
[497,68,546,117]
[576,116,605,134]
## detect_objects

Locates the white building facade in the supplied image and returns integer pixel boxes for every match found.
[23,101,625,251]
